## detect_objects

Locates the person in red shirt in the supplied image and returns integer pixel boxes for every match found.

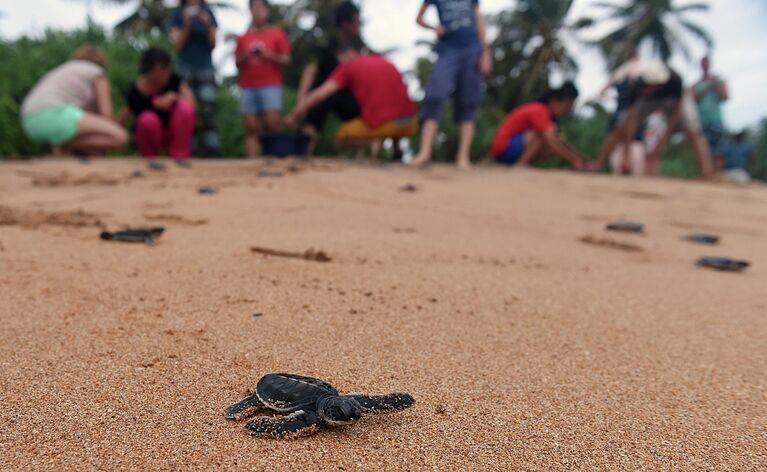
[490,82,587,169]
[235,0,291,157]
[286,48,418,158]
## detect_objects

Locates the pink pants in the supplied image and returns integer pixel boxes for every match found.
[135,100,195,159]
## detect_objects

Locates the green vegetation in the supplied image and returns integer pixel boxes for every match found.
[750,119,767,182]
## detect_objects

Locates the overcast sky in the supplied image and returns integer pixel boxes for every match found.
[2,0,766,128]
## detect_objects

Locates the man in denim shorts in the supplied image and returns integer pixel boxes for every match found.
[410,0,492,169]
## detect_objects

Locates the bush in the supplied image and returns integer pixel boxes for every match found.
[749,119,767,181]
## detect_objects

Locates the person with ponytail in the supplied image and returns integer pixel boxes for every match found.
[489,82,588,169]
[21,44,127,155]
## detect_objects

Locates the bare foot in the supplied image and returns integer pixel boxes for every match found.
[456,159,472,170]
[409,154,431,168]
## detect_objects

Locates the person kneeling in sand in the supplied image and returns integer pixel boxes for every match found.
[20,44,128,156]
[489,82,587,169]
[118,48,197,161]
[285,47,418,159]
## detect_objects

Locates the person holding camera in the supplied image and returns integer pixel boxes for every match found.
[694,55,729,172]
[170,0,220,157]
[235,0,291,158]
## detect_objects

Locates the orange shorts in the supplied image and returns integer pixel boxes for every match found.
[336,116,418,142]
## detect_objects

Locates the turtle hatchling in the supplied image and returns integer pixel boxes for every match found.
[606,222,644,233]
[100,227,165,245]
[224,373,415,439]
[684,232,720,245]
[696,256,750,272]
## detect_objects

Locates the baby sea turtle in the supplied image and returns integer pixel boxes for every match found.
[257,170,285,178]
[147,160,167,171]
[198,186,218,195]
[684,232,720,245]
[224,373,415,439]
[696,256,750,272]
[606,222,644,233]
[100,227,165,245]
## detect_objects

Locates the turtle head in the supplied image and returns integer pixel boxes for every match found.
[316,395,362,425]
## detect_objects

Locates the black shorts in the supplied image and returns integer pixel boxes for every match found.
[305,89,360,131]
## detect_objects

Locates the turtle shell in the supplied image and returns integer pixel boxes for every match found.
[256,374,338,413]
[101,227,165,242]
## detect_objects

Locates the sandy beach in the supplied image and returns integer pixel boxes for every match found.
[1,158,765,470]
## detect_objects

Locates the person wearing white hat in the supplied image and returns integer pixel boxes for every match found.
[589,60,713,177]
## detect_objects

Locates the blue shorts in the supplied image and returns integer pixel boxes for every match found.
[420,45,483,123]
[239,86,283,115]
[495,133,525,165]
[702,123,726,156]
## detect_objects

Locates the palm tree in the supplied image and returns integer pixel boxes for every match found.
[487,0,591,109]
[82,0,235,35]
[589,0,712,68]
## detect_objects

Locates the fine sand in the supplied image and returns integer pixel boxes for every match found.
[1,158,765,471]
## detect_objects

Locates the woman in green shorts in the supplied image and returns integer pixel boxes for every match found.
[21,44,127,155]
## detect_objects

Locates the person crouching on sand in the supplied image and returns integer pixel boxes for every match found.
[118,48,197,161]
[285,47,418,158]
[489,82,587,170]
[20,44,128,156]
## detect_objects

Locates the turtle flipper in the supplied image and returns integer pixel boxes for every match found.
[224,393,265,420]
[347,393,415,413]
[245,410,321,439]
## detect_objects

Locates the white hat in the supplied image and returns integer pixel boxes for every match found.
[639,60,671,85]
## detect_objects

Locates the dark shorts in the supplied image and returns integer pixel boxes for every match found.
[420,45,483,123]
[495,133,525,165]
[305,89,361,131]
[702,123,726,156]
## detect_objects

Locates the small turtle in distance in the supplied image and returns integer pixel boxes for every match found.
[147,160,167,171]
[100,227,165,245]
[606,222,644,233]
[224,373,415,439]
[198,186,219,195]
[257,170,285,178]
[696,256,750,272]
[684,232,720,245]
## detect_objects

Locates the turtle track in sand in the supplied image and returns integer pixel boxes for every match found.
[143,213,208,226]
[19,171,126,187]
[0,205,106,229]
[578,234,645,253]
